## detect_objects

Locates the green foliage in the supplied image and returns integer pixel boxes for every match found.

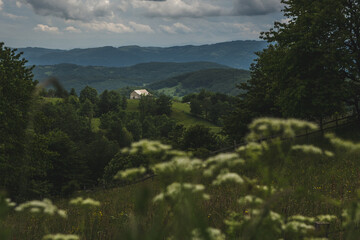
[79,99,94,119]
[6,117,360,239]
[0,42,37,199]
[182,125,218,151]
[185,90,235,125]
[98,90,126,115]
[108,118,339,239]
[155,94,172,116]
[225,0,359,140]
[79,86,98,105]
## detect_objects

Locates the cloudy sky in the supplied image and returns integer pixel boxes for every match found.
[0,0,285,49]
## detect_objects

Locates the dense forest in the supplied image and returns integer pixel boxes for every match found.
[2,0,360,239]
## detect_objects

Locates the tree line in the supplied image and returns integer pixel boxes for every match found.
[0,47,227,200]
[223,0,360,141]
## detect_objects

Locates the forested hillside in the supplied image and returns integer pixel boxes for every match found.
[4,0,360,238]
[32,62,229,93]
[19,40,267,69]
[148,68,250,96]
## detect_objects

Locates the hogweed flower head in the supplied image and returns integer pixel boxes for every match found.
[237,142,268,161]
[288,215,315,224]
[152,156,202,175]
[5,198,16,207]
[247,118,318,141]
[153,182,209,202]
[15,198,67,218]
[114,167,146,180]
[284,221,315,234]
[291,145,324,155]
[69,197,100,207]
[204,153,244,177]
[212,170,244,186]
[238,195,263,207]
[43,234,79,240]
[192,227,225,240]
[316,215,336,223]
[122,140,172,155]
[327,133,360,152]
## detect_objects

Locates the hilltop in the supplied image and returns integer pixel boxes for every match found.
[147,68,250,97]
[19,40,267,69]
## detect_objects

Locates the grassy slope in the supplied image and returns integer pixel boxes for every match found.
[147,68,250,97]
[7,122,360,239]
[127,99,221,132]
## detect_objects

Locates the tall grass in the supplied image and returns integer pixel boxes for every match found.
[4,119,360,239]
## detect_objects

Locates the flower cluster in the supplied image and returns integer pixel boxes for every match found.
[69,197,100,207]
[15,198,67,218]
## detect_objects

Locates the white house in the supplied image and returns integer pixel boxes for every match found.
[130,89,151,99]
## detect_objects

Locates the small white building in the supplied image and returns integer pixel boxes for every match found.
[130,89,151,99]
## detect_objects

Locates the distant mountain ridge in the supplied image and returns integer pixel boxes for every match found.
[148,68,250,97]
[32,62,230,93]
[19,40,267,69]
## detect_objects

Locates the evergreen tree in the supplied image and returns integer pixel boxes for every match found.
[79,86,98,105]
[0,43,37,199]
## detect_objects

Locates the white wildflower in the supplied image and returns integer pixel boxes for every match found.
[212,171,244,186]
[15,198,67,218]
[153,182,209,203]
[114,166,146,180]
[316,215,336,223]
[192,227,225,240]
[152,157,202,175]
[5,198,16,207]
[238,195,263,206]
[288,215,315,224]
[122,140,172,155]
[42,233,79,240]
[247,118,318,141]
[204,153,244,177]
[291,145,323,155]
[69,197,100,207]
[284,221,314,234]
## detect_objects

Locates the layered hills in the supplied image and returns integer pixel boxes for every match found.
[147,68,250,96]
[32,62,230,93]
[20,40,266,69]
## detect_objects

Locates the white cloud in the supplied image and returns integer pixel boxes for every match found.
[129,21,154,33]
[16,1,22,8]
[160,22,192,34]
[133,0,226,18]
[173,22,192,33]
[280,18,291,24]
[80,21,133,33]
[65,26,81,33]
[3,12,26,19]
[34,24,60,33]
[0,0,3,11]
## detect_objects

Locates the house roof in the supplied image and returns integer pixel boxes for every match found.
[133,89,149,95]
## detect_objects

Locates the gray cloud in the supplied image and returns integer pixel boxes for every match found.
[24,0,114,21]
[132,0,226,18]
[23,0,282,22]
[232,0,282,16]
[133,0,282,18]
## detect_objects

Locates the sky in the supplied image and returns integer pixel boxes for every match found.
[0,0,286,49]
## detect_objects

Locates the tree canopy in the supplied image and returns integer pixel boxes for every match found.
[225,0,358,140]
[0,43,37,198]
